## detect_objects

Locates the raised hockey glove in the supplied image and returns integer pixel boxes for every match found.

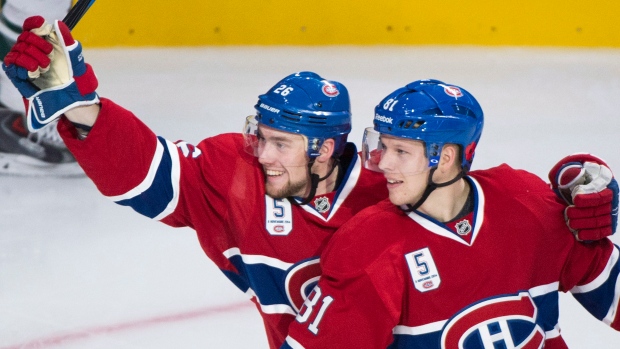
[2,16,98,132]
[548,153,619,241]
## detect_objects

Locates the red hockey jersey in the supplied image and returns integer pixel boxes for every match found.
[58,99,388,348]
[283,165,620,349]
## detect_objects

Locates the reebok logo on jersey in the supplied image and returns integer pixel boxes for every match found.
[374,113,393,124]
[259,103,281,114]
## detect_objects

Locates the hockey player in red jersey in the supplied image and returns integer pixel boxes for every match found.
[1,16,388,349]
[2,17,618,349]
[283,80,620,349]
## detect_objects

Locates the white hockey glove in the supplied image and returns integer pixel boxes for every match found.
[549,153,619,241]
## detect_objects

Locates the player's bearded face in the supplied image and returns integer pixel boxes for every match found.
[257,126,311,199]
[378,135,430,206]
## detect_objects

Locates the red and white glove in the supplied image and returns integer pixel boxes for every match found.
[548,153,619,241]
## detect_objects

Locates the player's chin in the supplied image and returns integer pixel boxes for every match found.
[266,179,309,199]
[265,184,287,199]
[388,191,414,207]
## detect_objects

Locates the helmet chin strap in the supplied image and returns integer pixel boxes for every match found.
[289,158,341,206]
[401,167,465,213]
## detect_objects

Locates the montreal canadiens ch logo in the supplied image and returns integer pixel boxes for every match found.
[441,292,545,349]
[444,85,463,98]
[322,83,340,97]
[284,258,322,312]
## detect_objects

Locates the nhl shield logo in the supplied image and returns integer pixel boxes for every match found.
[314,196,331,213]
[456,219,472,236]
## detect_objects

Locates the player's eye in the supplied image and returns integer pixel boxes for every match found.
[396,148,408,155]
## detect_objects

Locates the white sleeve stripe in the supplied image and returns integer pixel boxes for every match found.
[106,138,165,202]
[284,336,306,349]
[153,139,181,221]
[571,247,619,294]
[392,320,447,335]
[260,303,296,315]
[222,247,294,270]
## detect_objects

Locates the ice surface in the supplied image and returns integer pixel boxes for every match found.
[1,46,619,348]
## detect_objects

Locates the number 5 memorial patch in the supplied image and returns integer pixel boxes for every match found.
[405,247,441,292]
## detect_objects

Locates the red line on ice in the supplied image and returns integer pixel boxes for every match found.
[1,302,253,349]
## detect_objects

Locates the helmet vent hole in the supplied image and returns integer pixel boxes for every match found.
[452,105,476,118]
[422,108,442,116]
[308,115,328,124]
[399,120,425,129]
[281,110,303,123]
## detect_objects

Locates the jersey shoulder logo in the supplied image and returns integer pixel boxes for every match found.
[441,292,545,349]
[176,141,202,158]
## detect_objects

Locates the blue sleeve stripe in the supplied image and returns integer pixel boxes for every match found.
[531,289,560,332]
[222,248,296,315]
[109,137,181,220]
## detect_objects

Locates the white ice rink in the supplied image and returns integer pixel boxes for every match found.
[1,46,620,348]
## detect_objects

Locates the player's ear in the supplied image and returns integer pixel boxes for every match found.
[438,144,459,172]
[316,139,336,163]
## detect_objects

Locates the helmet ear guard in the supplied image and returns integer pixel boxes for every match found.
[369,79,484,172]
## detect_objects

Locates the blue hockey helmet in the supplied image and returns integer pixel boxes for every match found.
[372,79,484,171]
[252,72,352,158]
